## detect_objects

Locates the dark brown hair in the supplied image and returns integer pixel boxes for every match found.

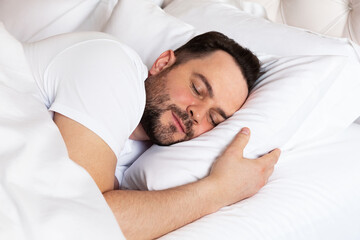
[173,31,260,91]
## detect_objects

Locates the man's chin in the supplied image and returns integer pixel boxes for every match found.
[151,135,186,146]
[141,122,190,146]
[151,138,179,146]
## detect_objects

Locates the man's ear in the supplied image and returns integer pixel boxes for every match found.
[149,50,176,76]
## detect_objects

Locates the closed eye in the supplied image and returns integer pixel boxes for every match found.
[209,112,222,127]
[191,82,201,95]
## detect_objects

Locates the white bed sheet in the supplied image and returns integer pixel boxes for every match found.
[160,123,360,240]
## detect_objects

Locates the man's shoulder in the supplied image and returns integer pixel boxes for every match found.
[57,32,148,80]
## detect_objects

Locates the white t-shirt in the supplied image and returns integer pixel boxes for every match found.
[24,32,148,162]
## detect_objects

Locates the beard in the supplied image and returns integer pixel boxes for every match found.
[140,68,194,146]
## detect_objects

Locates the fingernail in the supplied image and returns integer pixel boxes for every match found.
[240,127,250,135]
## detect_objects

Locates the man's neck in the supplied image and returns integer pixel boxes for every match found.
[129,124,150,141]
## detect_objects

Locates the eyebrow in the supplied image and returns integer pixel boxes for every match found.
[193,72,214,98]
[193,72,230,120]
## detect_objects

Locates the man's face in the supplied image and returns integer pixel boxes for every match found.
[141,50,248,146]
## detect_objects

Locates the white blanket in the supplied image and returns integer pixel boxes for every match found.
[0,23,124,240]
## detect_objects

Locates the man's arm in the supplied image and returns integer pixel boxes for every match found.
[53,113,117,193]
[54,113,280,240]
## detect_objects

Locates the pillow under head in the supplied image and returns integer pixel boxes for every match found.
[102,0,360,190]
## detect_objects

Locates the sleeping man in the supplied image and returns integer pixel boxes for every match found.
[24,31,280,239]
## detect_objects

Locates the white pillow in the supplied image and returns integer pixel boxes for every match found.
[147,0,164,6]
[101,0,360,190]
[164,0,360,62]
[103,0,196,68]
[0,0,117,42]
[122,54,360,190]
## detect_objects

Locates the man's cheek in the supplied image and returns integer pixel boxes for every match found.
[169,89,193,106]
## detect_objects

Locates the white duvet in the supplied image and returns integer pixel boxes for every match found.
[0,23,124,240]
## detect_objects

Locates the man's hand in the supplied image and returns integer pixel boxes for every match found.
[207,127,280,207]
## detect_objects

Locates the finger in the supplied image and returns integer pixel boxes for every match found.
[258,148,281,166]
[226,127,251,155]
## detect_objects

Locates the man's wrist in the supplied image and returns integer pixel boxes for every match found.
[195,176,224,213]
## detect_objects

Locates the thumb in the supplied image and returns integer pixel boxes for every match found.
[226,127,251,155]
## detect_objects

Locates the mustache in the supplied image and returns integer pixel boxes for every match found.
[167,104,194,137]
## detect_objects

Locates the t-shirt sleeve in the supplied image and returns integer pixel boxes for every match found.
[46,39,147,158]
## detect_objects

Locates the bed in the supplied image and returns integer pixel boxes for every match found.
[1,0,360,239]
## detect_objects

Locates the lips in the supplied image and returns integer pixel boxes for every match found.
[172,111,185,133]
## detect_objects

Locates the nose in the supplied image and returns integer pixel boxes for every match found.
[187,105,206,125]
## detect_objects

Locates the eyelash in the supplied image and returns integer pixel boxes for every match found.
[210,115,217,127]
[191,83,200,95]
